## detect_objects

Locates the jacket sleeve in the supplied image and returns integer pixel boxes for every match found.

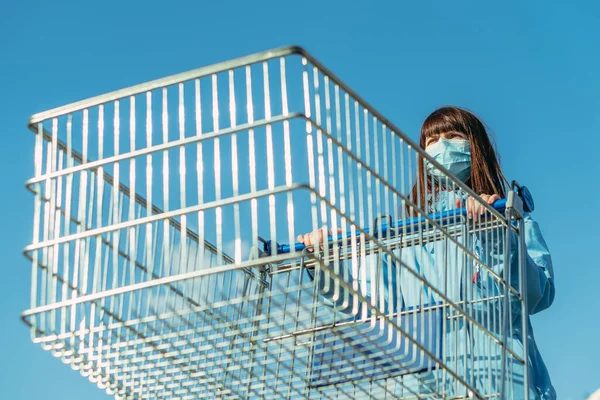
[521,213,555,314]
[480,212,555,315]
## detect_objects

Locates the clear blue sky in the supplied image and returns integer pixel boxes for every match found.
[1,1,598,399]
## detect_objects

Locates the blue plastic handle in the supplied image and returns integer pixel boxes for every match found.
[262,199,508,255]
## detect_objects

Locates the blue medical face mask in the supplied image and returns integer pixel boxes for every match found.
[424,138,471,182]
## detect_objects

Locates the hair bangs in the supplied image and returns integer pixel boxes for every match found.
[421,107,470,142]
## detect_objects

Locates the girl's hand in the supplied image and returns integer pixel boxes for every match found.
[297,226,343,252]
[455,194,501,220]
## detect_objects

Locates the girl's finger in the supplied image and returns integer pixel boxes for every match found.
[305,233,315,252]
[467,197,474,218]
[480,195,488,215]
[321,226,329,240]
[312,232,319,246]
[319,228,332,251]
[304,233,311,247]
[314,227,324,250]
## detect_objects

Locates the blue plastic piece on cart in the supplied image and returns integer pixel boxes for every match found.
[308,302,444,387]
[519,186,535,212]
[263,199,508,255]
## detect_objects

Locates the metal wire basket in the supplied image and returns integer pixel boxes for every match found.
[23,46,530,399]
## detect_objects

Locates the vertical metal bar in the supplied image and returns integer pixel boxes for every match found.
[486,214,493,396]
[442,228,451,395]
[62,115,74,339]
[39,143,49,338]
[51,150,63,336]
[100,101,119,382]
[218,68,241,390]
[312,69,333,294]
[312,67,325,201]
[500,207,513,399]
[90,104,106,365]
[178,83,188,271]
[381,123,391,253]
[263,61,277,256]
[45,118,59,334]
[302,58,319,258]
[127,95,137,324]
[280,57,295,253]
[112,100,121,291]
[333,84,350,310]
[323,74,335,212]
[360,106,383,312]
[72,110,88,349]
[30,122,44,335]
[228,70,241,264]
[342,92,359,315]
[392,159,402,335]
[246,66,258,251]
[212,74,223,263]
[194,79,205,269]
[287,263,305,397]
[111,193,126,387]
[83,170,95,295]
[274,263,291,392]
[323,74,340,302]
[519,219,529,400]
[143,92,153,325]
[354,100,367,318]
[161,87,171,306]
[210,73,225,387]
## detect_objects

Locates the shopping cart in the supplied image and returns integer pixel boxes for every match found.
[22,46,532,399]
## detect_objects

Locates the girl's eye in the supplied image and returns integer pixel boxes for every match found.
[426,137,439,147]
[448,132,467,140]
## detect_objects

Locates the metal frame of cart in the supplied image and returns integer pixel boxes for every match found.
[22,46,530,399]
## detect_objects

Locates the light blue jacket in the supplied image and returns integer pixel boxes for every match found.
[311,191,556,399]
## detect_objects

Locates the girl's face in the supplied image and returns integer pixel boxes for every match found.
[424,130,469,150]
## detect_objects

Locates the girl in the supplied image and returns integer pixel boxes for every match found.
[299,106,556,399]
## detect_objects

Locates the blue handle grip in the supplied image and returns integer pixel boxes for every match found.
[262,199,508,255]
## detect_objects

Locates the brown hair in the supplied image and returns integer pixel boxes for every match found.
[411,106,507,208]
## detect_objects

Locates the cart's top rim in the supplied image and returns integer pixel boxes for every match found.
[28,46,306,125]
[26,45,509,224]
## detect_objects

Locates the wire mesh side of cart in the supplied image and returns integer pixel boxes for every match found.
[23,47,529,399]
[22,139,266,395]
